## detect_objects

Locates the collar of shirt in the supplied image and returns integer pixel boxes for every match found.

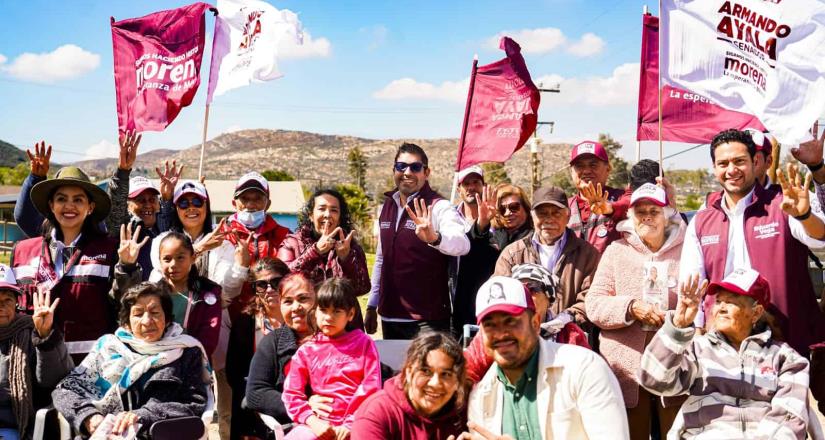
[721,187,755,217]
[531,229,568,271]
[496,345,540,389]
[50,229,83,276]
[392,190,420,207]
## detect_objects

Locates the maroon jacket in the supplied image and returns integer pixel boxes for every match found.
[568,186,629,254]
[378,183,451,321]
[694,184,825,356]
[351,375,465,439]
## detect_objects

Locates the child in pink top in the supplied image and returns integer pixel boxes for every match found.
[283,278,381,439]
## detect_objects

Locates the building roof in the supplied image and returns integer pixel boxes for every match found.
[149,179,305,214]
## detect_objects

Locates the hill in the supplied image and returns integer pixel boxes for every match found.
[72,129,573,198]
[0,139,28,168]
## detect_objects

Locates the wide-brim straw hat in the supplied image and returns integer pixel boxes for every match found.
[30,166,111,223]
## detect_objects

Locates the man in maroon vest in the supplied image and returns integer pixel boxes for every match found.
[364,143,470,339]
[681,128,825,356]
[566,140,630,254]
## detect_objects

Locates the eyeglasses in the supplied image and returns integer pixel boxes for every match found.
[254,277,283,293]
[177,197,204,210]
[394,161,426,173]
[499,202,522,215]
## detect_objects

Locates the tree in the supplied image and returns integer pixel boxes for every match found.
[481,162,510,187]
[334,183,375,252]
[549,169,576,196]
[599,133,630,188]
[0,163,29,185]
[261,169,295,181]
[347,146,368,191]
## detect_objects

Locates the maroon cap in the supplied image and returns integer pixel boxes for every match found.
[570,141,609,165]
[707,268,771,307]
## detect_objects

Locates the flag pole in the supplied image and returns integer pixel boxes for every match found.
[637,4,648,164]
[657,0,664,176]
[198,104,210,180]
[451,54,479,203]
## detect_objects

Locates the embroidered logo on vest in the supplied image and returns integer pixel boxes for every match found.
[700,235,720,246]
[403,220,416,230]
[753,222,780,240]
[80,254,108,263]
[380,221,392,229]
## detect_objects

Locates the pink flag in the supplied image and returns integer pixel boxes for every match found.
[456,37,540,171]
[111,3,213,133]
[636,14,764,143]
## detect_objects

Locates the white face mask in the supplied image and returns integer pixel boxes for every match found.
[237,210,266,229]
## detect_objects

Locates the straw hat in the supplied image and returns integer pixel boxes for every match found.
[30,166,111,223]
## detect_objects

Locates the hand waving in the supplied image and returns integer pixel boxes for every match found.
[155,160,184,201]
[197,218,228,254]
[32,288,60,338]
[673,274,708,329]
[580,182,613,216]
[791,121,824,167]
[118,223,150,266]
[405,198,438,244]
[315,222,342,255]
[477,185,498,230]
[118,130,142,171]
[335,229,355,260]
[777,163,812,218]
[232,231,253,268]
[26,141,52,177]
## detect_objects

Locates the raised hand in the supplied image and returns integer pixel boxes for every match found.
[118,130,142,171]
[197,218,228,255]
[118,224,150,265]
[656,176,677,208]
[477,185,498,230]
[405,198,438,244]
[26,141,52,177]
[791,121,824,167]
[777,163,812,218]
[580,182,612,216]
[673,274,708,328]
[32,288,60,338]
[232,231,253,268]
[315,222,341,255]
[335,229,355,260]
[155,160,184,201]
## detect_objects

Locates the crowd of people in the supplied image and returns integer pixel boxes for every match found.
[0,126,824,439]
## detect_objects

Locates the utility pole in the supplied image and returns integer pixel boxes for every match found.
[532,83,560,194]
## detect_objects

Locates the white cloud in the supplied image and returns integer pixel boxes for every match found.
[0,44,100,83]
[567,33,605,57]
[279,31,331,59]
[84,139,118,161]
[372,77,470,103]
[486,28,566,54]
[534,63,639,107]
[0,54,6,65]
[360,25,388,50]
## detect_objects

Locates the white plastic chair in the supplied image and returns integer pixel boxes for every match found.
[374,338,412,371]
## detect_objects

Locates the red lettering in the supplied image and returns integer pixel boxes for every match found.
[718,1,732,14]
[717,16,734,38]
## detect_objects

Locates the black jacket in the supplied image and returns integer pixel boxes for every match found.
[244,327,299,425]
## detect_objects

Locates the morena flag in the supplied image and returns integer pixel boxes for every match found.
[111,2,214,133]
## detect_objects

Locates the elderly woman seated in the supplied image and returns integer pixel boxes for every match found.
[0,265,72,440]
[52,282,210,438]
[639,269,813,439]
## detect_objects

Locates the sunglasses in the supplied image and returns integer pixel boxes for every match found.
[176,197,204,210]
[394,161,426,173]
[499,202,522,215]
[254,277,283,293]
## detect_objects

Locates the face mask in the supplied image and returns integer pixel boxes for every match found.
[237,210,266,229]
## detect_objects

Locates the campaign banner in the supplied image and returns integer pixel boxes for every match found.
[206,0,304,103]
[111,2,213,133]
[661,0,825,143]
[637,13,764,143]
[456,37,540,171]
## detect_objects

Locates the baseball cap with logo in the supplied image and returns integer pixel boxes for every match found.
[531,186,568,210]
[128,176,160,199]
[630,183,667,207]
[173,180,209,204]
[569,141,609,165]
[0,264,20,295]
[475,276,536,324]
[707,268,771,307]
[457,165,484,184]
[234,172,270,199]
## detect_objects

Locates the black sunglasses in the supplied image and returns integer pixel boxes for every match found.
[498,202,522,215]
[254,277,283,293]
[394,161,426,173]
[177,197,204,210]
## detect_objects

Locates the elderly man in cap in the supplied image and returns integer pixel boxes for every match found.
[458,276,627,440]
[494,186,600,334]
[567,140,629,254]
[123,176,161,279]
[639,269,815,439]
[0,264,72,440]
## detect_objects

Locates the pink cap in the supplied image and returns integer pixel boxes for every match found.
[475,276,535,324]
[457,165,484,184]
[0,264,20,295]
[173,180,208,204]
[570,141,609,164]
[630,183,667,207]
[235,172,270,198]
[128,176,160,199]
[707,268,771,307]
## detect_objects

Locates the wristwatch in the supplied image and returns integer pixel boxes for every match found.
[428,232,443,247]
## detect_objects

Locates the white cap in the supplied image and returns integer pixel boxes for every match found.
[457,165,484,184]
[173,180,208,203]
[128,176,159,199]
[0,264,19,294]
[475,276,535,324]
[234,172,270,198]
[630,183,667,207]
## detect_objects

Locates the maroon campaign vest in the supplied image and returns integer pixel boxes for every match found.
[11,235,118,343]
[694,185,825,356]
[378,182,450,321]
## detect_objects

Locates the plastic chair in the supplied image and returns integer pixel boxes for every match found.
[462,324,480,348]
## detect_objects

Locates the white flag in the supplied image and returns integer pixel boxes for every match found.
[661,0,825,143]
[206,0,303,103]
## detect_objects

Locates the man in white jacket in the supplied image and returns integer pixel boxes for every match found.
[459,276,629,440]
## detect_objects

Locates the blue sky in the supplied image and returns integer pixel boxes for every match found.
[0,0,714,169]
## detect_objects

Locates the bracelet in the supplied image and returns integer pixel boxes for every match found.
[809,160,825,172]
[794,207,812,221]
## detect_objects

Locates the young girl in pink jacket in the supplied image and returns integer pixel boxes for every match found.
[283,278,381,439]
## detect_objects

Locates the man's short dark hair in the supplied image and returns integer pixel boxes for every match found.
[119,282,174,327]
[394,143,429,167]
[630,159,661,190]
[710,129,757,162]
